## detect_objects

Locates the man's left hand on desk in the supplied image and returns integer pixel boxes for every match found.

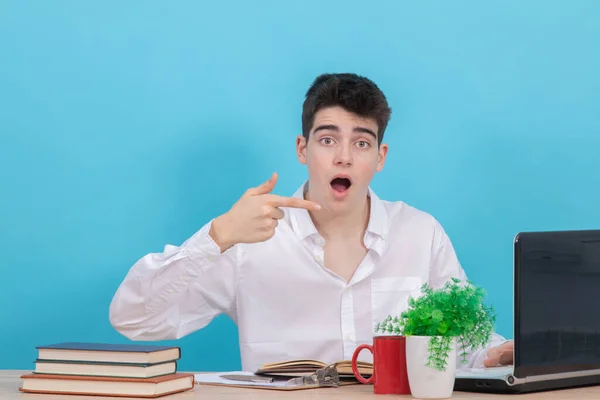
[484,340,514,367]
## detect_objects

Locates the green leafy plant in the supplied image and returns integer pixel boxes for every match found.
[375,278,496,371]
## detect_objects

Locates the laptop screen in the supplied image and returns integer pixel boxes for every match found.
[515,230,600,378]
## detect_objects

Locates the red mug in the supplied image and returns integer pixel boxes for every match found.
[351,336,410,395]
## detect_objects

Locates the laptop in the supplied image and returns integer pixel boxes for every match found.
[454,229,600,394]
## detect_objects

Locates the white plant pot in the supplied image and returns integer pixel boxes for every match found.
[406,335,457,399]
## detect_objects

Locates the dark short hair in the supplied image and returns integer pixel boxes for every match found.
[302,73,392,146]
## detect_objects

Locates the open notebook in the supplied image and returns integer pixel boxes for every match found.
[195,365,359,391]
[194,359,372,391]
[256,359,373,378]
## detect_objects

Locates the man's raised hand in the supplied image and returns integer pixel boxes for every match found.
[209,173,321,252]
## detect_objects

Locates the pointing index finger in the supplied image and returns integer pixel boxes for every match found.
[267,195,322,211]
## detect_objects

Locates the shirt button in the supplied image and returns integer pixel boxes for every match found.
[314,254,322,263]
[208,255,217,262]
[345,334,354,341]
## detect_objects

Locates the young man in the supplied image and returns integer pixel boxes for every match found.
[109,73,513,372]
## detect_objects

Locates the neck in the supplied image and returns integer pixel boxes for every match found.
[305,185,371,241]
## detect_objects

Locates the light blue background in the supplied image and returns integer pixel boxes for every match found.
[1,0,599,371]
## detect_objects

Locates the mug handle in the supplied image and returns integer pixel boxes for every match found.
[352,344,375,384]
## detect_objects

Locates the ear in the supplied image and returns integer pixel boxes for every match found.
[296,134,307,164]
[376,143,388,172]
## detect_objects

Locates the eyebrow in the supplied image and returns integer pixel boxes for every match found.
[312,124,377,140]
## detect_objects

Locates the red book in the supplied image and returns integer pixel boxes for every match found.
[20,372,194,398]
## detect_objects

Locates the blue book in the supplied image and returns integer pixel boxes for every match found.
[36,342,181,365]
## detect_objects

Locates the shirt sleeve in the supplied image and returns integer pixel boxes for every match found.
[108,219,241,341]
[428,217,509,368]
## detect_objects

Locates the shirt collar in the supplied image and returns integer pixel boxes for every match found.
[288,181,388,242]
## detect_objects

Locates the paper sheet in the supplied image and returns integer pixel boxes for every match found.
[194,371,307,388]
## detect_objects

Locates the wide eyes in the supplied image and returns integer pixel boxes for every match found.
[318,137,371,149]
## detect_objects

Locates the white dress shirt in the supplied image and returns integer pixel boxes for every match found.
[109,183,507,372]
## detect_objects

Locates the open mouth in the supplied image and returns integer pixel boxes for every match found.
[330,176,352,193]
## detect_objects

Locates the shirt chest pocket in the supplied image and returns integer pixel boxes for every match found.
[371,276,423,333]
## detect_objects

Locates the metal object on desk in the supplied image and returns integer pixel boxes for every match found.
[285,365,340,387]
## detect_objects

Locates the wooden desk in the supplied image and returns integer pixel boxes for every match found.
[2,370,600,399]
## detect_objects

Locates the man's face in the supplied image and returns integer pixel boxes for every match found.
[296,106,388,212]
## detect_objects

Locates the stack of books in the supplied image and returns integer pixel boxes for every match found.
[19,342,194,398]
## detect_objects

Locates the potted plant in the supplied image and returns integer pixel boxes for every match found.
[375,277,496,399]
